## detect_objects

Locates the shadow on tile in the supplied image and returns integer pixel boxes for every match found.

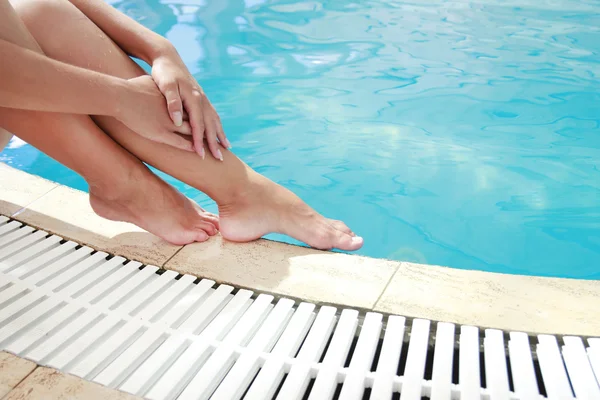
[1,200,179,266]
[166,236,398,310]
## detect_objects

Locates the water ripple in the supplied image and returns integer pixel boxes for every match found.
[3,0,600,278]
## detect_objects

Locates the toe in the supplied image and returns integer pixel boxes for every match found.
[194,230,209,242]
[330,220,354,236]
[200,212,220,229]
[198,221,218,236]
[336,233,364,251]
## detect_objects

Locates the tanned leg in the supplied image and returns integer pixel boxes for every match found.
[0,0,219,245]
[15,0,363,250]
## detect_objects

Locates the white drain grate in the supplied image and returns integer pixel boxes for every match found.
[0,215,598,400]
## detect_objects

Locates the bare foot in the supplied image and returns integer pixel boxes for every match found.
[89,170,219,246]
[218,176,363,251]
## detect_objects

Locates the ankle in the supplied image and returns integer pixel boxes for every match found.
[216,172,269,214]
[87,163,147,204]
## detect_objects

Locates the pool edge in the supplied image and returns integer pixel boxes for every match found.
[1,162,598,337]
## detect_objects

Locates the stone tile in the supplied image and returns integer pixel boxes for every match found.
[4,367,139,400]
[0,163,57,217]
[0,352,36,398]
[165,236,398,309]
[375,262,600,336]
[14,185,180,266]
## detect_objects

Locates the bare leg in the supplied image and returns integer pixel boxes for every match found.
[15,0,363,250]
[0,0,218,245]
[0,0,41,150]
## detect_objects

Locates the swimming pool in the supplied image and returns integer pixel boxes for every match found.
[2,0,600,279]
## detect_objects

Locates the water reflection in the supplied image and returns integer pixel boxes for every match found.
[3,0,600,278]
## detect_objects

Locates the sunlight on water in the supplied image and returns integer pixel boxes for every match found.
[3,0,600,278]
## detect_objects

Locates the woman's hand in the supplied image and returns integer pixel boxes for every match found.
[151,49,230,161]
[116,75,195,152]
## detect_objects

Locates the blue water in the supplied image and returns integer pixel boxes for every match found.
[2,0,600,279]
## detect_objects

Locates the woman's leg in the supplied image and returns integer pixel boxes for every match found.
[0,0,41,150]
[14,0,362,250]
[0,0,218,245]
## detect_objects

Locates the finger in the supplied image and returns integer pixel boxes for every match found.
[183,89,206,158]
[162,81,184,127]
[216,125,231,149]
[174,121,192,136]
[205,121,223,161]
[158,132,194,152]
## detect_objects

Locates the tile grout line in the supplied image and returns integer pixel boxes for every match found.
[159,244,186,268]
[10,184,60,218]
[370,261,402,311]
[0,364,39,400]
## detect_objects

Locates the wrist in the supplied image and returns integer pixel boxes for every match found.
[111,77,135,120]
[145,37,178,64]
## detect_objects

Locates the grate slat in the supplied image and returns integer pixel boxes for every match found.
[178,294,275,400]
[160,278,215,328]
[509,332,540,399]
[0,223,597,400]
[276,306,337,400]
[243,302,316,400]
[0,231,54,265]
[145,289,252,400]
[308,309,360,400]
[589,339,600,389]
[459,325,481,400]
[136,274,196,321]
[7,240,78,278]
[430,322,455,400]
[69,318,145,380]
[6,302,82,355]
[210,298,294,400]
[538,335,575,399]
[562,336,600,399]
[399,319,431,400]
[484,329,511,399]
[0,224,33,248]
[0,234,61,274]
[371,315,406,398]
[0,221,22,238]
[338,312,383,400]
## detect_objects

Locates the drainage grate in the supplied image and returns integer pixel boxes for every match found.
[0,216,598,400]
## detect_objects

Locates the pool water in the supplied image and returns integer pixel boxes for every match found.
[2,0,600,279]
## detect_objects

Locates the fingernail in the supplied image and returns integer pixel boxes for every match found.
[200,147,205,159]
[217,149,224,161]
[225,138,232,148]
[173,112,183,127]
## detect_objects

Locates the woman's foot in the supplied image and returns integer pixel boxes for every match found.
[89,170,219,246]
[218,175,363,251]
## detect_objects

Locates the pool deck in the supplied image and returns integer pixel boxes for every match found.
[1,161,599,340]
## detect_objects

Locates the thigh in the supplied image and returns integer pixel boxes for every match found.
[14,0,143,80]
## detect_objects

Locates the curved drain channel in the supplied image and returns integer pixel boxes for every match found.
[0,216,598,399]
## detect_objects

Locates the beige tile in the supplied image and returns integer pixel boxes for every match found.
[166,236,398,309]
[0,163,57,217]
[14,185,180,266]
[375,262,600,336]
[4,367,139,400]
[0,352,36,398]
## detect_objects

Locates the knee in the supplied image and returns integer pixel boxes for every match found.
[12,0,74,55]
[13,0,78,48]
[12,0,66,27]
